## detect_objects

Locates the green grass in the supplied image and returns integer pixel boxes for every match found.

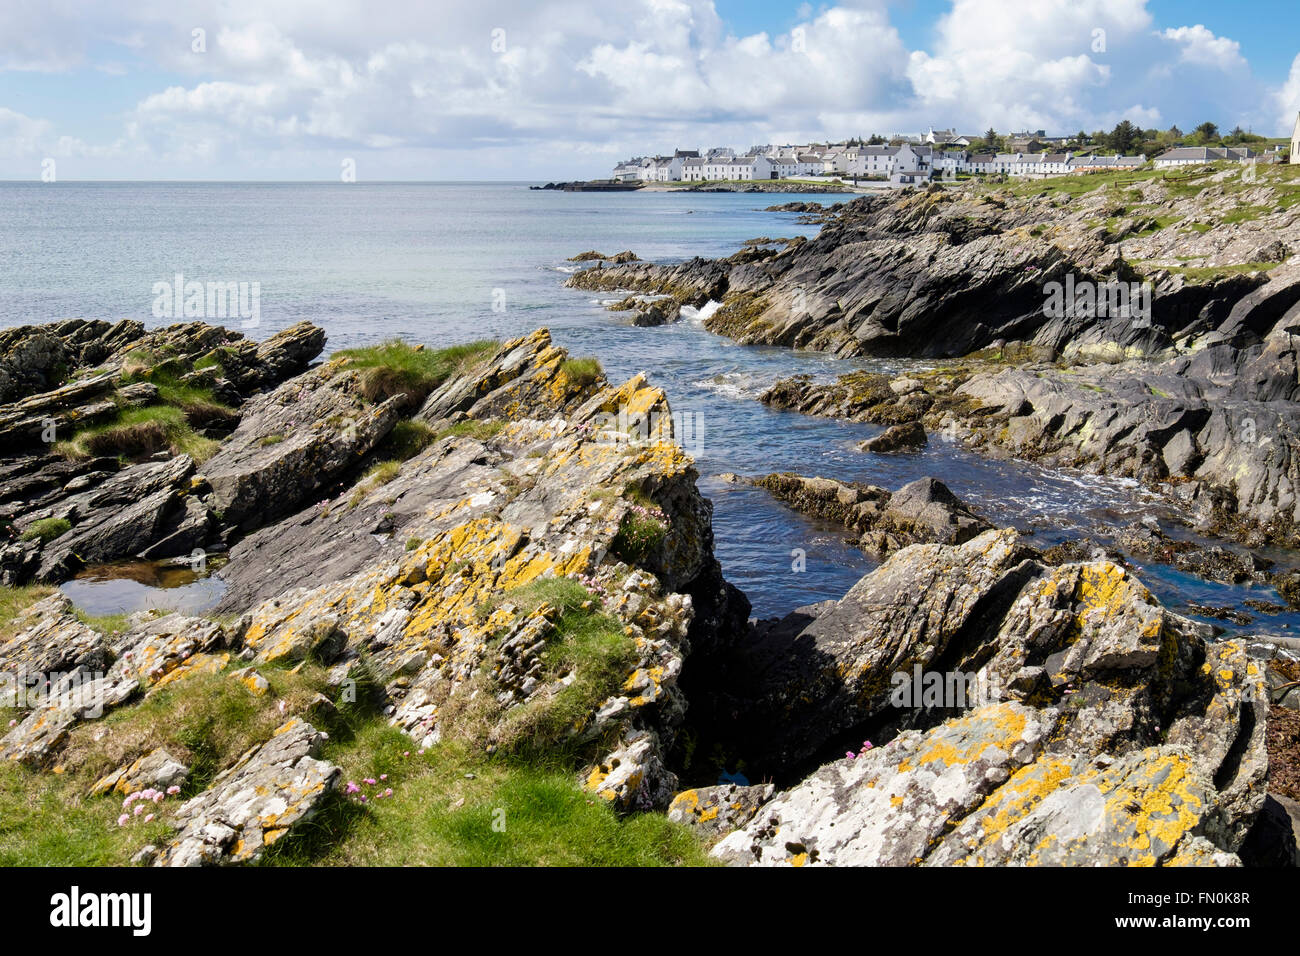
[373,420,436,462]
[58,669,330,792]
[435,419,505,442]
[610,511,668,566]
[20,517,71,543]
[0,584,54,641]
[0,575,712,867]
[334,339,497,408]
[1221,204,1268,225]
[1162,261,1284,282]
[262,729,711,866]
[74,609,131,637]
[54,405,220,464]
[0,761,176,865]
[347,459,404,508]
[0,667,333,865]
[561,357,603,388]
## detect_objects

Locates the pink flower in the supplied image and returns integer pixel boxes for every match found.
[379,774,387,781]
[861,740,873,751]
[6,719,14,728]
[144,814,155,823]
[383,788,393,797]
[133,805,145,816]
[363,778,376,786]
[117,814,129,827]
[152,792,164,803]
[277,699,288,715]
[845,751,856,759]
[345,781,360,794]
[359,794,367,803]
[166,786,181,795]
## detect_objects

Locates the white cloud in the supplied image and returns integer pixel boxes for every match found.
[0,0,1286,178]
[1160,25,1246,70]
[1277,52,1300,132]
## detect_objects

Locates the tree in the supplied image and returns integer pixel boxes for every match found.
[1193,121,1219,144]
[1109,119,1140,154]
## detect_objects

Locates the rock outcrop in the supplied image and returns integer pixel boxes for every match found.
[748,473,991,555]
[152,717,339,867]
[704,529,1268,866]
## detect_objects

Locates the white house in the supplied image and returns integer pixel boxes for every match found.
[1068,154,1146,173]
[795,153,823,176]
[769,156,798,179]
[681,157,706,181]
[1153,146,1257,169]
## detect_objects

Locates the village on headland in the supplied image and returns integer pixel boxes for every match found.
[542,116,1300,192]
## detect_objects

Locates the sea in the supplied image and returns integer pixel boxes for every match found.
[1,180,1296,635]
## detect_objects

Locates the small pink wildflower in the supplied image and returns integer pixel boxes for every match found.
[6,719,14,728]
[383,788,393,797]
[345,781,360,794]
[133,805,145,816]
[363,777,376,786]
[845,751,856,759]
[166,785,181,795]
[277,699,288,715]
[117,814,129,827]
[379,774,387,781]
[144,814,155,823]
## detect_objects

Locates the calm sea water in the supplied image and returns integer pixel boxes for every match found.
[2,181,1296,635]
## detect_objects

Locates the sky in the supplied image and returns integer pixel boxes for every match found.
[1,0,1297,181]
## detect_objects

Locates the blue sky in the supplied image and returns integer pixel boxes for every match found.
[1,0,1297,180]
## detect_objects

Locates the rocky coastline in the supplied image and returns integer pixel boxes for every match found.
[0,307,1297,867]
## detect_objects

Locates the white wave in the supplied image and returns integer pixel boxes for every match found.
[680,299,722,323]
[693,370,766,399]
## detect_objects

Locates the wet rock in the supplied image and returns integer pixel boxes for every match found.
[751,473,991,556]
[859,420,927,453]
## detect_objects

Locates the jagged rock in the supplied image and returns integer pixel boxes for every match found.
[31,455,198,581]
[859,420,927,453]
[705,527,1267,866]
[0,594,112,679]
[201,366,403,531]
[751,473,991,556]
[153,718,340,866]
[90,747,189,797]
[667,783,775,839]
[631,299,681,327]
[416,328,602,425]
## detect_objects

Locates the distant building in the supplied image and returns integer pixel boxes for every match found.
[1069,154,1147,172]
[1153,146,1257,168]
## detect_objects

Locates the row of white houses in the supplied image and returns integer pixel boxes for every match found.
[614,145,1151,184]
[613,140,1276,185]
